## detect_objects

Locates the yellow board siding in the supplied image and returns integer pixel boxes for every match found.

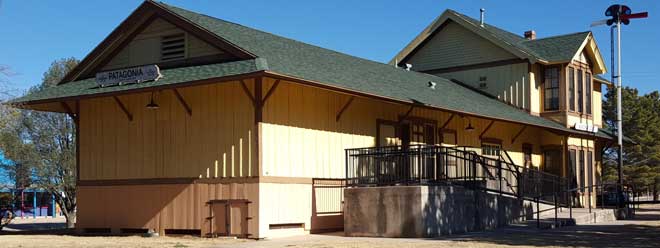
[79,81,256,180]
[593,83,603,127]
[436,63,530,110]
[102,17,224,71]
[260,78,553,178]
[529,64,542,115]
[405,21,517,72]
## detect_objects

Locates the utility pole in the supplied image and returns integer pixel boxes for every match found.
[593,4,647,207]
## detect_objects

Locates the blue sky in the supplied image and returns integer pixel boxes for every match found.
[0,0,657,95]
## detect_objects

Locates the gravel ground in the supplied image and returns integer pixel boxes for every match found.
[1,204,658,248]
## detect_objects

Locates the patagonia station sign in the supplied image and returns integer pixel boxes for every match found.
[573,122,599,133]
[95,65,162,87]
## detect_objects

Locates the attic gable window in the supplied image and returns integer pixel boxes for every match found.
[161,33,186,61]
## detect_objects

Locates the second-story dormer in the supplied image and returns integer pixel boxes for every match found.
[391,9,610,130]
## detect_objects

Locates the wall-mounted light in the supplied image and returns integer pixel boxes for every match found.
[146,92,159,110]
[465,116,475,132]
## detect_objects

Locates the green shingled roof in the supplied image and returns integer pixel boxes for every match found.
[11,59,264,103]
[10,1,609,139]
[449,10,589,63]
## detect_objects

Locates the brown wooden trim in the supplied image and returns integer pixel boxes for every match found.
[254,77,263,124]
[479,120,495,139]
[439,114,454,130]
[254,77,263,178]
[83,15,159,79]
[94,54,238,76]
[398,21,452,66]
[78,177,259,186]
[151,2,254,59]
[481,137,503,145]
[78,177,198,186]
[75,100,80,182]
[113,96,133,121]
[77,176,318,186]
[397,105,415,124]
[511,125,527,144]
[399,115,438,125]
[207,199,251,204]
[60,1,255,83]
[59,2,156,83]
[420,58,528,75]
[262,79,280,104]
[60,102,76,120]
[240,79,256,106]
[172,88,192,116]
[541,144,563,151]
[335,96,355,122]
[376,118,399,147]
[20,72,265,107]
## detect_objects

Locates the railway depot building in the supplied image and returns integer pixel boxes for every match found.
[12,1,621,238]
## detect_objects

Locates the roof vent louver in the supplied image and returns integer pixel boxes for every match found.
[428,81,436,89]
[161,33,186,61]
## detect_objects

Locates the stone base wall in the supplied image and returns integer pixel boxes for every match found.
[344,185,532,237]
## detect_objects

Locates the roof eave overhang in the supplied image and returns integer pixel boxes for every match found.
[14,68,588,140]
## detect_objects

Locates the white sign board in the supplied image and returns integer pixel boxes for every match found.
[95,65,162,87]
[574,123,599,133]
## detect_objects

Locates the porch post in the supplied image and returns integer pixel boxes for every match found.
[52,193,56,218]
[33,190,37,218]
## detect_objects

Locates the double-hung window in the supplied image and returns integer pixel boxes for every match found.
[544,68,560,111]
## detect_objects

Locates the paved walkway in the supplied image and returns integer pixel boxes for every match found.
[222,204,660,248]
[0,204,658,247]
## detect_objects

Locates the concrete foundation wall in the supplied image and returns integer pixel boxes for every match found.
[344,185,532,237]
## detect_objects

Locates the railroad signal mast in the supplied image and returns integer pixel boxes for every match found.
[593,4,647,207]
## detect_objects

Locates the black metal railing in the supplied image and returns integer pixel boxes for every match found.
[345,145,566,199]
[344,145,660,229]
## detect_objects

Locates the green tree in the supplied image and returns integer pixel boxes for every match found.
[603,87,660,195]
[0,57,79,228]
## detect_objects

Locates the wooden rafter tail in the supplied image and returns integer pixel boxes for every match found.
[262,79,280,104]
[511,125,528,144]
[60,101,77,120]
[335,96,355,122]
[113,96,133,121]
[479,120,495,139]
[440,114,455,130]
[172,88,192,116]
[398,105,415,123]
[240,79,256,106]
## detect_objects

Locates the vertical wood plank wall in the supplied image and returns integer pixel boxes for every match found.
[79,80,257,180]
[436,63,530,110]
[76,182,259,236]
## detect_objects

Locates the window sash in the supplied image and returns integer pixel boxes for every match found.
[544,68,560,111]
[586,73,592,114]
[569,68,575,111]
[577,69,583,112]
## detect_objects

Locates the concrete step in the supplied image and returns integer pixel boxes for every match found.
[523,208,616,229]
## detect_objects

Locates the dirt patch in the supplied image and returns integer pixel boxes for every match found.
[0,234,249,248]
